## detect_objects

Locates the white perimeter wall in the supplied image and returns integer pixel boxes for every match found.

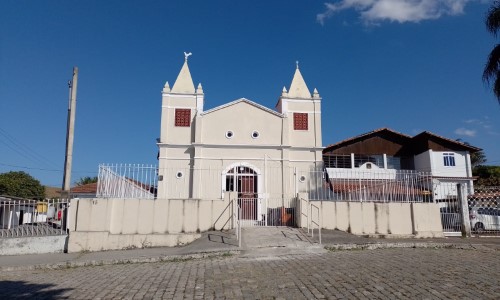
[67,195,235,252]
[297,196,443,238]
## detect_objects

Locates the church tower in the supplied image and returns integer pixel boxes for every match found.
[157,54,204,199]
[159,53,204,145]
[276,63,323,164]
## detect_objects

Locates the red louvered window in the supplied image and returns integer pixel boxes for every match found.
[175,109,191,127]
[293,113,308,130]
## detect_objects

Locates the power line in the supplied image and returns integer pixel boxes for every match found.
[0,162,97,174]
[0,127,60,169]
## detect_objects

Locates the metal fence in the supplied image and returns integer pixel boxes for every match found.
[236,197,296,227]
[97,163,436,204]
[309,169,433,202]
[97,164,157,199]
[0,197,70,238]
[468,186,500,236]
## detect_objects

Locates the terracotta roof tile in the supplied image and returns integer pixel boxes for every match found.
[71,182,97,194]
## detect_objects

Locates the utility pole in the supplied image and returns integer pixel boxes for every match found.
[62,67,78,197]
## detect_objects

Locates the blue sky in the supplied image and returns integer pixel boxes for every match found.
[0,0,498,187]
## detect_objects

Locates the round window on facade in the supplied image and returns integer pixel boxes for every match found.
[299,175,306,183]
[176,171,184,179]
[251,131,260,139]
[225,131,234,139]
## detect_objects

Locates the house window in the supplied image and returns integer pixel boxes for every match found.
[293,113,308,130]
[323,154,351,168]
[354,155,384,168]
[174,109,191,127]
[443,153,456,167]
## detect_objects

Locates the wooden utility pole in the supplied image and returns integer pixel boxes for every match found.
[62,67,78,197]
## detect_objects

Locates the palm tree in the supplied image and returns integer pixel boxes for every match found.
[483,1,500,104]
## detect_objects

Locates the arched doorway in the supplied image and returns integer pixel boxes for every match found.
[225,165,260,221]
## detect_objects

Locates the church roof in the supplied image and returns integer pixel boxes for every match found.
[171,60,195,94]
[287,65,311,98]
[201,98,284,118]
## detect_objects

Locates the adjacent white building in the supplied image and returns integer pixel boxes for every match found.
[322,128,481,201]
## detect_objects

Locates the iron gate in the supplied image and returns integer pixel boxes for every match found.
[237,197,297,227]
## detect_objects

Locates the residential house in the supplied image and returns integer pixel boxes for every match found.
[322,128,481,202]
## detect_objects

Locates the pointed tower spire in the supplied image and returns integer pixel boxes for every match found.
[288,62,311,98]
[196,83,203,94]
[163,81,170,93]
[282,86,288,96]
[171,53,195,94]
[313,88,320,98]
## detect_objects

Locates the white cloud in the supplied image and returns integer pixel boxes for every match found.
[455,128,476,137]
[317,0,472,25]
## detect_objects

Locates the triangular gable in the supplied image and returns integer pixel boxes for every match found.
[324,128,412,153]
[201,98,284,118]
[412,131,482,154]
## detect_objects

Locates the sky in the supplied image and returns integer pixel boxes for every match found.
[0,0,499,188]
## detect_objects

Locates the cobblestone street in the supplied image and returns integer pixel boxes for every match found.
[0,248,498,299]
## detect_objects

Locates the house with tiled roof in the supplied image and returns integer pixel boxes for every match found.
[322,128,481,202]
[70,182,97,198]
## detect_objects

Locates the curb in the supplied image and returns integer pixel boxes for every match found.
[0,250,241,272]
[324,242,499,252]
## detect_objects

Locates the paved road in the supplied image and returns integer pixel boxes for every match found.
[0,247,498,299]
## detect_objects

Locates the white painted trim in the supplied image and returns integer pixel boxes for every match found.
[158,143,324,151]
[191,143,290,149]
[286,110,321,114]
[159,156,320,163]
[161,106,194,109]
[201,98,284,118]
[162,93,197,98]
[157,143,193,147]
[280,98,321,103]
[251,130,260,139]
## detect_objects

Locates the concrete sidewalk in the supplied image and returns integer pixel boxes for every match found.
[1,228,498,271]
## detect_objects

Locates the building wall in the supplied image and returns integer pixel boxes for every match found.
[413,150,433,172]
[67,194,236,252]
[430,151,468,177]
[297,196,443,238]
[200,102,284,145]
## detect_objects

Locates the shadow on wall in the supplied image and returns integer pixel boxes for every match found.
[0,281,72,299]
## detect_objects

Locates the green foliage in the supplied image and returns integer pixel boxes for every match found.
[483,1,500,103]
[74,176,98,186]
[0,171,45,199]
[473,165,500,186]
[471,150,487,168]
[455,139,486,168]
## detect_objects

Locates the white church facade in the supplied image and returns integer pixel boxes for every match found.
[156,55,323,202]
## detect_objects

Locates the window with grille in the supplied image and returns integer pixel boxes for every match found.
[443,153,456,167]
[175,109,191,127]
[293,113,308,130]
[323,154,352,168]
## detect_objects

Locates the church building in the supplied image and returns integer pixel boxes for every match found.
[156,54,323,202]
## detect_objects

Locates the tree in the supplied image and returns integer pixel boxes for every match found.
[74,176,98,186]
[473,165,500,186]
[483,1,500,104]
[0,171,45,199]
[456,139,486,168]
[471,150,487,169]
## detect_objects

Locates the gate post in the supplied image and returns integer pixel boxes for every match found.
[457,184,471,237]
[296,192,309,229]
